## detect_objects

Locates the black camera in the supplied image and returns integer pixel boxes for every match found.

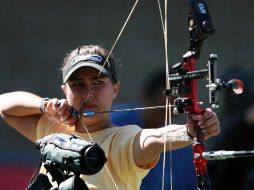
[27,133,107,190]
[36,133,107,176]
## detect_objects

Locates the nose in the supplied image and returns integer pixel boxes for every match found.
[79,87,94,113]
[82,85,94,102]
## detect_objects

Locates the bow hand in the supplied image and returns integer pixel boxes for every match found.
[187,108,220,141]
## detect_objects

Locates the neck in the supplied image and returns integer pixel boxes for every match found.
[74,115,113,133]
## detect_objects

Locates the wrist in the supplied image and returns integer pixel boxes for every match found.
[162,125,193,144]
[186,124,194,140]
[39,97,50,114]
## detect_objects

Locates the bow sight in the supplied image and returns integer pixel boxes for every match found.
[166,0,243,115]
[169,53,244,114]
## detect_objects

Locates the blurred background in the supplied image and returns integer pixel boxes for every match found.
[0,0,254,189]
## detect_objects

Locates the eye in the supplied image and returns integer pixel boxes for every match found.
[93,80,102,85]
[90,80,104,89]
[69,81,83,87]
[75,82,83,86]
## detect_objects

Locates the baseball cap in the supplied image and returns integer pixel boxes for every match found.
[62,54,117,83]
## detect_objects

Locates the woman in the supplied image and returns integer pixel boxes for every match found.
[0,45,220,189]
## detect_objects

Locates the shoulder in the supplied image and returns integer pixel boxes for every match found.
[108,125,142,148]
[113,125,142,137]
[90,125,142,146]
[36,115,74,139]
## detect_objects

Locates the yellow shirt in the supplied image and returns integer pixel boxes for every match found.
[36,115,151,190]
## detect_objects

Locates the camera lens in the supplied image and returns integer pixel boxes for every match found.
[82,144,107,175]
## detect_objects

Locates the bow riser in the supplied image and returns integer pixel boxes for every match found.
[193,142,211,190]
[182,56,205,114]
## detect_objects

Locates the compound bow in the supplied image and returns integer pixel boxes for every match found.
[166,0,244,189]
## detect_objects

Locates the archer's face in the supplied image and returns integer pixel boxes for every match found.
[61,67,120,124]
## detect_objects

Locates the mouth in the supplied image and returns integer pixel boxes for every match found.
[82,104,98,112]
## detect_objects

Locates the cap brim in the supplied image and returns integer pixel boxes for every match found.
[63,61,111,83]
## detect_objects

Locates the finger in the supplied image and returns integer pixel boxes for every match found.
[60,107,72,121]
[64,115,78,126]
[186,123,197,138]
[50,98,61,111]
[205,107,213,113]
[203,127,221,140]
[44,98,60,115]
[199,116,218,130]
[203,108,214,120]
[202,120,220,133]
[198,111,216,126]
[202,120,221,140]
[57,99,69,115]
[61,107,78,125]
[188,113,202,122]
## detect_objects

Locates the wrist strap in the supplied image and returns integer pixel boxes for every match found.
[40,98,50,113]
[186,124,194,140]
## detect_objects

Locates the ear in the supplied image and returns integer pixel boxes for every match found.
[61,84,67,96]
[113,81,120,99]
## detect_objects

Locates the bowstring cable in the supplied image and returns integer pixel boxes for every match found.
[164,0,173,188]
[157,0,165,32]
[81,0,140,111]
[78,117,119,190]
[157,0,173,190]
[78,1,140,190]
[97,0,140,78]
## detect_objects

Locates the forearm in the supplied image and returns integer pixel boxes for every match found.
[140,125,192,152]
[0,91,42,117]
[133,125,192,167]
